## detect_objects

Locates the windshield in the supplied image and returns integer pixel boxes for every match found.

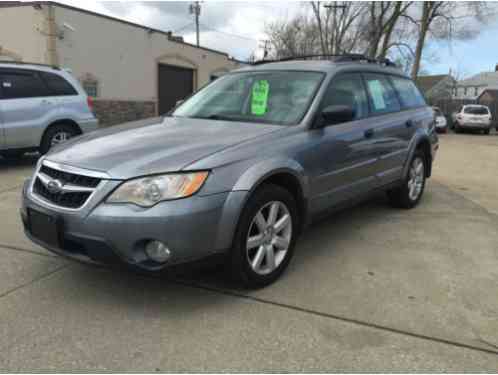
[172,71,324,126]
[464,106,489,115]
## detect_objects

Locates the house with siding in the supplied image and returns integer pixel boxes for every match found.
[0,1,243,125]
[453,65,498,100]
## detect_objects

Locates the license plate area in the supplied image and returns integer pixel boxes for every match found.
[28,208,62,248]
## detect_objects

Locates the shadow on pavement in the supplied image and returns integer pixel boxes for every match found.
[0,153,39,170]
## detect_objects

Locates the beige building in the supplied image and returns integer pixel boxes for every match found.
[0,1,242,124]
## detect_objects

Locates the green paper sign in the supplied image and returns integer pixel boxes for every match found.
[251,80,270,115]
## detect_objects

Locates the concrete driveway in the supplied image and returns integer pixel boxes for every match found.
[0,133,497,371]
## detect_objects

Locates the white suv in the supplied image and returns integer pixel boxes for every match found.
[0,62,98,159]
[451,104,492,135]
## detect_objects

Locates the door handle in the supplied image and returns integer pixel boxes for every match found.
[405,120,414,128]
[40,99,53,105]
[364,128,374,138]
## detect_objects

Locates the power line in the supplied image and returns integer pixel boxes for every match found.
[172,22,195,33]
[198,22,259,43]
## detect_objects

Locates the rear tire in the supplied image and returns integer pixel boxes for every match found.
[40,123,79,155]
[229,184,299,289]
[387,150,426,209]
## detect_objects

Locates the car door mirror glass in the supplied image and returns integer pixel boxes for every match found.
[320,105,355,127]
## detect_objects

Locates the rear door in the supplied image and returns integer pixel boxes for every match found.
[0,82,4,150]
[158,64,194,115]
[363,73,410,186]
[0,68,55,149]
[308,72,378,212]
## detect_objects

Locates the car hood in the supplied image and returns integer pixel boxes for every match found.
[46,117,282,179]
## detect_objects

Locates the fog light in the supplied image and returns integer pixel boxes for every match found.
[145,240,171,263]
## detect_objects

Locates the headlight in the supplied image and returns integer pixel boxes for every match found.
[107,171,209,207]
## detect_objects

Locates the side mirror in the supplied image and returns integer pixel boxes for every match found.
[175,99,184,107]
[319,105,355,127]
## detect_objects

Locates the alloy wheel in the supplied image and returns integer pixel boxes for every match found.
[246,201,292,275]
[408,157,425,201]
[50,131,72,147]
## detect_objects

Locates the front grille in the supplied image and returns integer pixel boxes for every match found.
[40,165,100,188]
[32,164,102,209]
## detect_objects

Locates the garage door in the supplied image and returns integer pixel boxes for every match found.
[158,63,194,115]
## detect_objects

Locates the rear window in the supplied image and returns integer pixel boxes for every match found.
[363,74,401,114]
[0,71,50,99]
[464,106,489,115]
[390,76,426,108]
[40,72,78,96]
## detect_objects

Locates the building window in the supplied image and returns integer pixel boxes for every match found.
[475,87,479,96]
[464,87,467,96]
[82,81,98,97]
[79,73,99,97]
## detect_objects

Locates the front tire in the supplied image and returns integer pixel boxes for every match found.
[387,151,426,209]
[229,184,299,288]
[40,123,79,155]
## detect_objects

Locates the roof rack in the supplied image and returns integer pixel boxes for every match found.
[252,54,397,67]
[0,60,60,70]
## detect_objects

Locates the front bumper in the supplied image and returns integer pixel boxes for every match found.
[21,179,247,271]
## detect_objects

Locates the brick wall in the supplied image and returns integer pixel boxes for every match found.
[93,99,156,127]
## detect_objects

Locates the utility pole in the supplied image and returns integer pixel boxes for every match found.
[189,1,201,47]
[323,2,346,55]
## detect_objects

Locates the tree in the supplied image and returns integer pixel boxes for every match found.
[363,1,412,59]
[408,1,495,79]
[310,1,368,55]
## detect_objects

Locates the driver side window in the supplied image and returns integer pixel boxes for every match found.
[320,73,369,121]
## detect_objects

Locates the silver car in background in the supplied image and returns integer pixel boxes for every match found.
[0,62,98,158]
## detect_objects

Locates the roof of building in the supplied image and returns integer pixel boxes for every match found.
[457,71,498,87]
[2,1,245,63]
[415,74,452,93]
[478,88,498,101]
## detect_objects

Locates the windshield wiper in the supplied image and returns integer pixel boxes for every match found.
[192,114,238,121]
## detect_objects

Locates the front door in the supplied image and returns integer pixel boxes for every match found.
[158,64,194,115]
[307,73,379,213]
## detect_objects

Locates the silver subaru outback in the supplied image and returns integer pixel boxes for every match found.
[21,55,438,288]
[0,62,98,158]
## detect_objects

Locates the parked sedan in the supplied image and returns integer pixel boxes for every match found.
[433,107,448,133]
[451,104,492,134]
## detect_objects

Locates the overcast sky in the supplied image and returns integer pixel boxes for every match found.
[58,1,498,77]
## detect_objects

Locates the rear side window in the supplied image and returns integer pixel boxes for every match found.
[321,73,369,120]
[464,106,489,115]
[40,72,78,96]
[363,74,401,114]
[0,72,50,99]
[390,76,426,108]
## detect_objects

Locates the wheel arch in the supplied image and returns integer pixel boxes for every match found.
[233,159,310,234]
[40,119,82,147]
[403,133,432,179]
